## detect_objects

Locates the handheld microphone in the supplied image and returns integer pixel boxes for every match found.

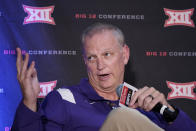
[116,82,179,122]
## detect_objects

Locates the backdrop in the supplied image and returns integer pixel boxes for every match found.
[1,0,196,130]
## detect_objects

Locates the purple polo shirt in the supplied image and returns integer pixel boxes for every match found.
[12,78,196,131]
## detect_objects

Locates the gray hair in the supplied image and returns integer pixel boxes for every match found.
[81,23,125,47]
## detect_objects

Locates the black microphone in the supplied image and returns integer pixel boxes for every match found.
[116,83,179,122]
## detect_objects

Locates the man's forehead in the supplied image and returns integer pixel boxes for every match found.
[82,30,122,54]
[83,42,122,56]
[85,30,120,45]
[85,30,114,40]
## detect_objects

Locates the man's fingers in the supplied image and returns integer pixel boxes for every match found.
[16,48,23,75]
[20,53,29,80]
[143,97,153,110]
[129,85,169,112]
[146,93,165,111]
[143,90,158,110]
[130,102,138,109]
[26,61,36,78]
[137,87,156,107]
[32,68,37,77]
[130,86,148,106]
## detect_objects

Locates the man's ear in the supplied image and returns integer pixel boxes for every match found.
[123,44,130,65]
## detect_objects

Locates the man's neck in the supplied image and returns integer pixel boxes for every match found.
[94,88,119,101]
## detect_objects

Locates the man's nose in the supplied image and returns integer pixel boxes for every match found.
[97,57,105,70]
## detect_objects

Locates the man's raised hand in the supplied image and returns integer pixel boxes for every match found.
[16,48,40,112]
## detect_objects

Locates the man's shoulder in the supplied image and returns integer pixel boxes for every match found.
[53,78,89,104]
[56,87,78,104]
[41,85,80,112]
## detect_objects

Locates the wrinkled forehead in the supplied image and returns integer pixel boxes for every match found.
[85,28,111,39]
[83,30,122,52]
[84,30,122,45]
[83,30,121,47]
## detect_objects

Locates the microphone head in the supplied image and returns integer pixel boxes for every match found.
[116,84,123,97]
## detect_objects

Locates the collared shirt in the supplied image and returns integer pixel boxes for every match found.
[12,78,196,131]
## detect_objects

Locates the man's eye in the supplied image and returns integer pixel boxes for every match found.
[87,56,95,61]
[105,52,111,57]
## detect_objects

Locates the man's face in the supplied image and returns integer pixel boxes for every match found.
[83,30,129,92]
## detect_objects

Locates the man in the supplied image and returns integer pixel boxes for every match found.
[12,23,196,131]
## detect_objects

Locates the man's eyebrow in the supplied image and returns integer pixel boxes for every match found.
[85,52,96,57]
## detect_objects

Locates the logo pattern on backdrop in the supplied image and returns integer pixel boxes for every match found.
[38,80,57,98]
[164,8,195,27]
[167,81,196,100]
[23,5,55,25]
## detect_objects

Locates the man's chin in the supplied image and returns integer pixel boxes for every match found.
[99,82,115,90]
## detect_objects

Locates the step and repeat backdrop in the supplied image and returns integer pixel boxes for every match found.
[0,0,196,130]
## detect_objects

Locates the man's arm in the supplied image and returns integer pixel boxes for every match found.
[11,90,68,131]
[11,101,42,131]
[12,48,67,131]
[16,48,40,112]
[129,86,196,130]
[138,107,196,131]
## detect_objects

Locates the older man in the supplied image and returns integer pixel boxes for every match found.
[12,23,196,131]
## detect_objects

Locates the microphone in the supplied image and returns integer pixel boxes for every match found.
[116,82,179,122]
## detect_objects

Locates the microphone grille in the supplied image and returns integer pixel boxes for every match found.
[116,84,123,97]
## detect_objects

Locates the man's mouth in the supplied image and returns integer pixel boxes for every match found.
[98,73,110,80]
[99,74,109,76]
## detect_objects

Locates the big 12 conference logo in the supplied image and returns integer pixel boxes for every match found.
[38,80,57,98]
[167,81,196,100]
[23,5,55,25]
[164,8,195,27]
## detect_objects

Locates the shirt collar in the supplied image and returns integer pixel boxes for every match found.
[79,78,106,101]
